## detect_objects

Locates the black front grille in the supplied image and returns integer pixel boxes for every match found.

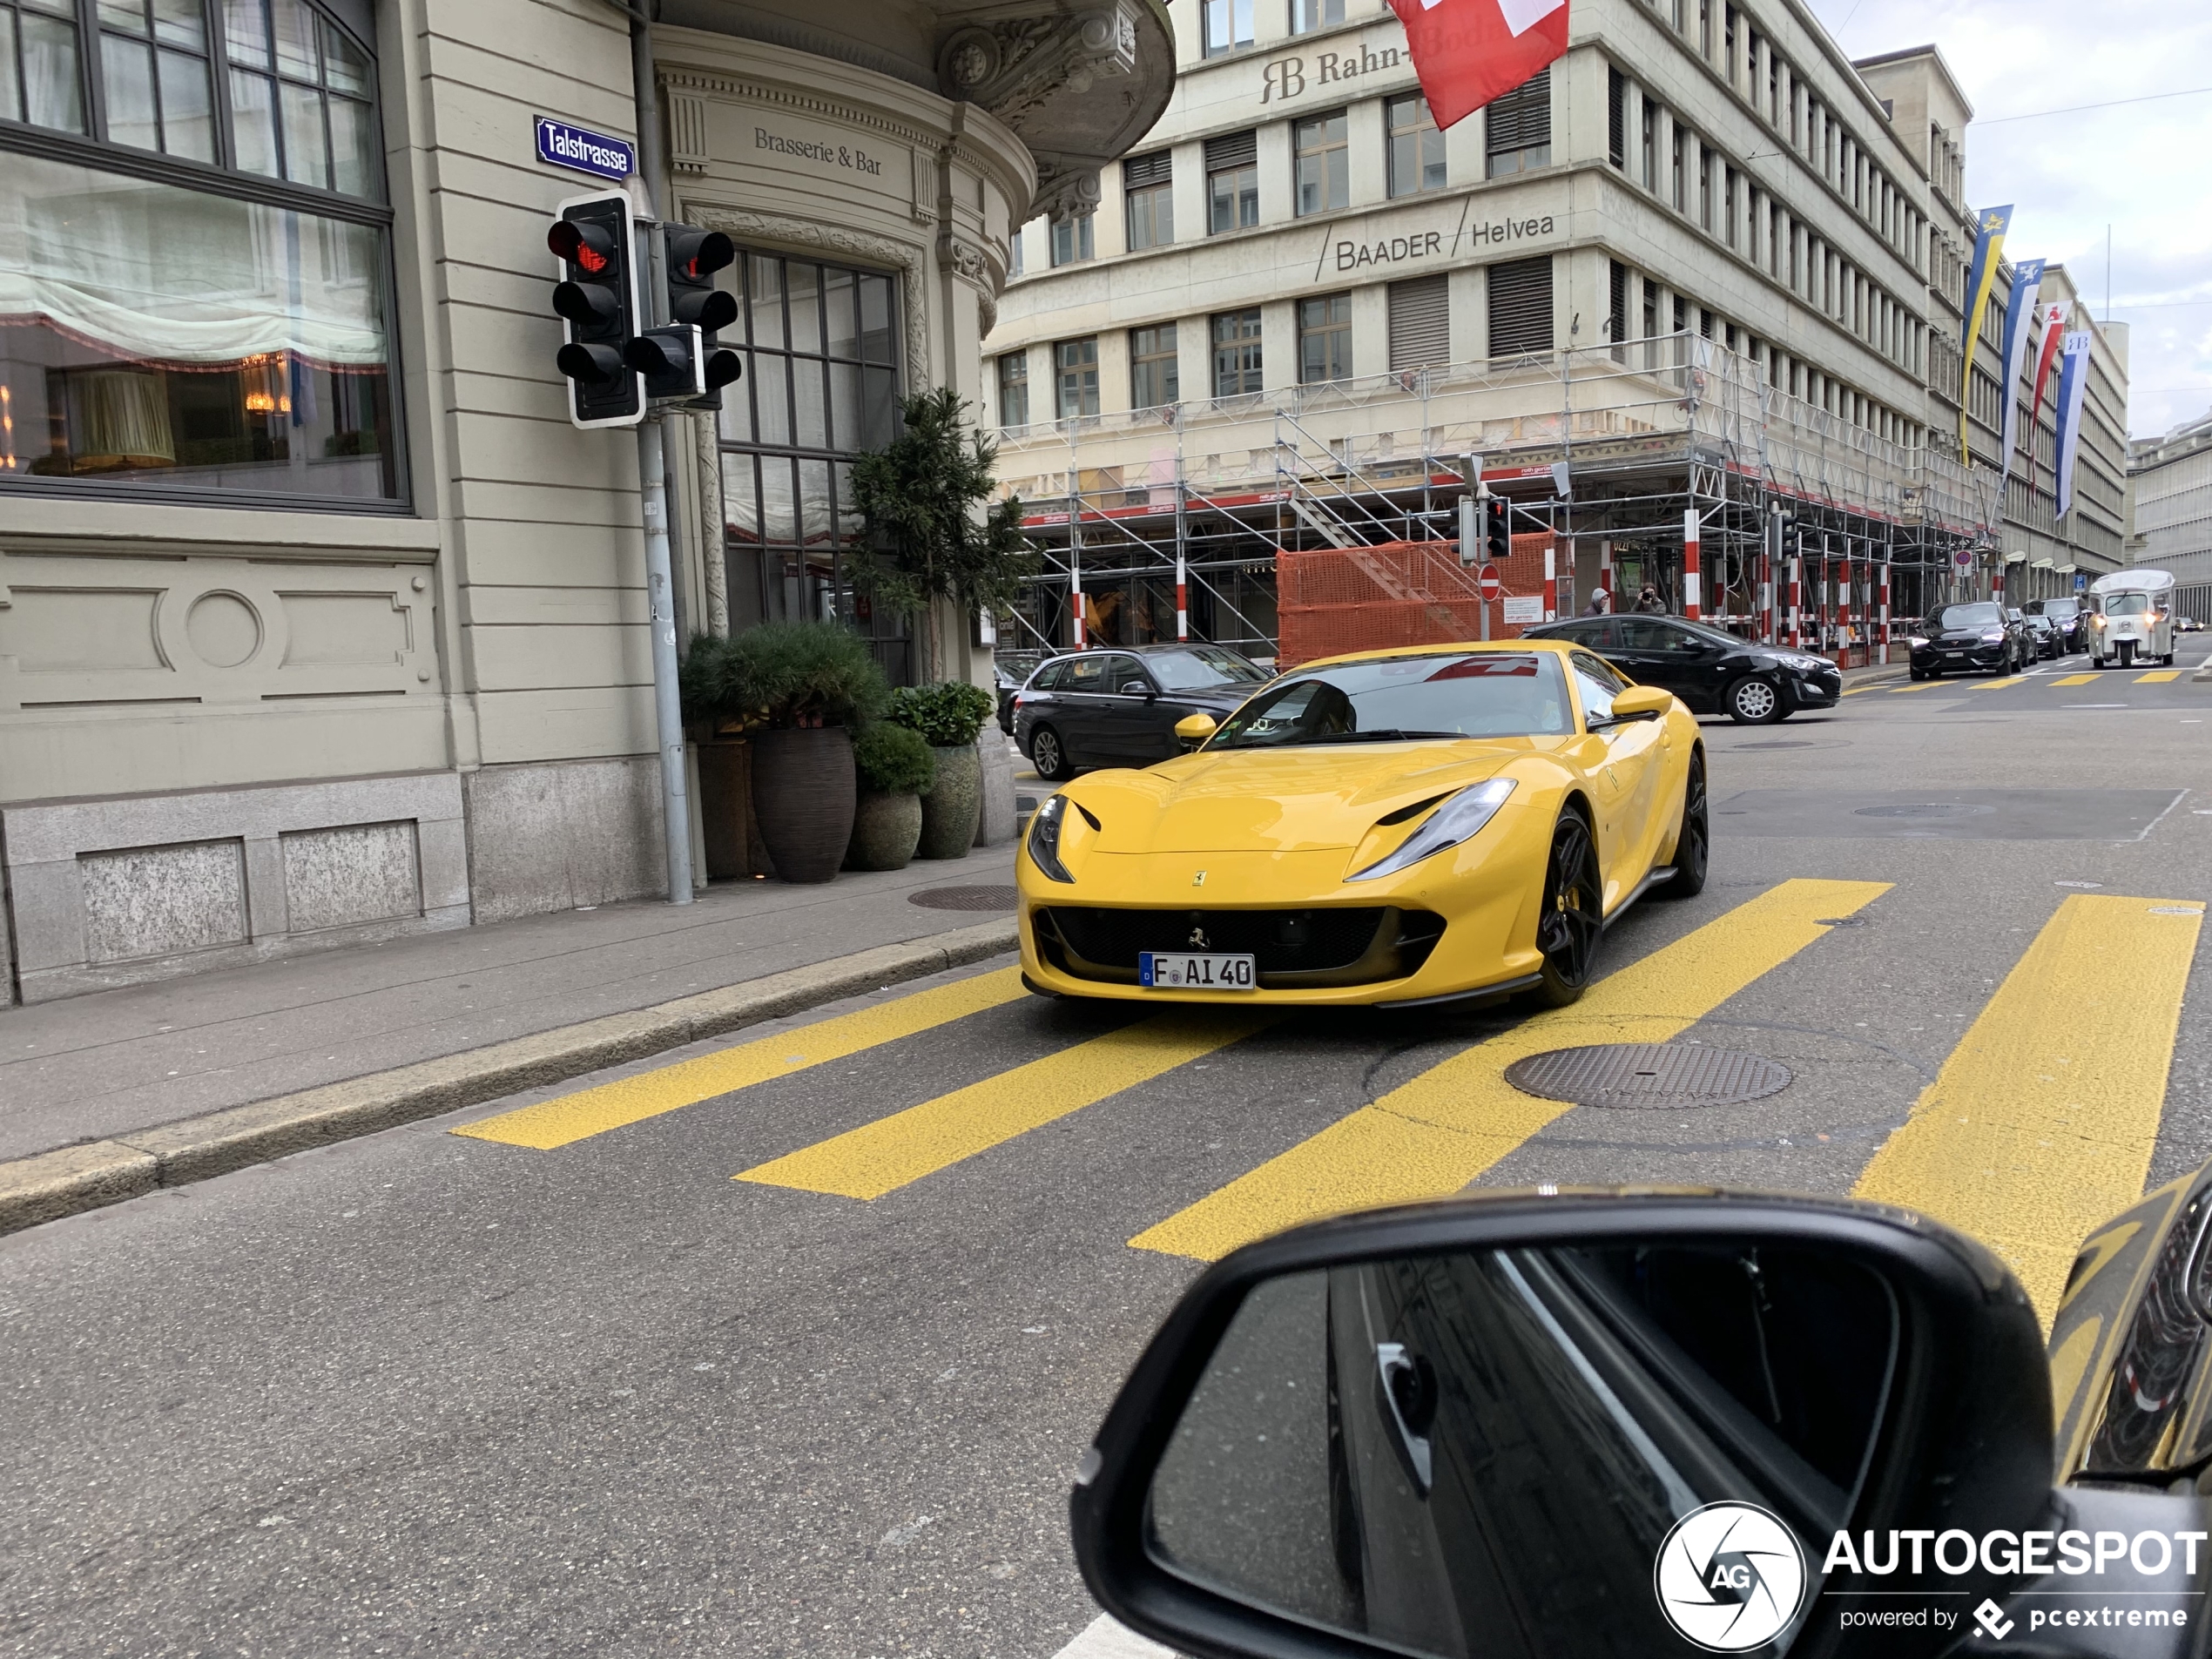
[1036,907,1445,988]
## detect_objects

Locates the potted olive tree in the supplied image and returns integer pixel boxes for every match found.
[681,623,887,884]
[845,722,935,872]
[887,680,997,860]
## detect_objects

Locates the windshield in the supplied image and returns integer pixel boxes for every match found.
[1148,647,1270,691]
[2104,592,2154,616]
[1931,603,2003,630]
[2038,599,2080,618]
[1208,651,1572,748]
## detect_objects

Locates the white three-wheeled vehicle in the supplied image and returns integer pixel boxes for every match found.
[2088,567,2177,668]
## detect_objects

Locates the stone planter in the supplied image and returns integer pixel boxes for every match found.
[916,743,981,860]
[749,726,854,884]
[845,791,922,872]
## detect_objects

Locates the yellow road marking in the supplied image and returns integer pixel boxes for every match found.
[737,1009,1274,1199]
[1970,676,2030,691]
[1130,879,1891,1262]
[452,968,1029,1150]
[1852,895,2204,1328]
[1889,681,1946,693]
[2136,670,2182,684]
[2049,673,2099,686]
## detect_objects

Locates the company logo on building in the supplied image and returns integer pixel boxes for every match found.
[1654,1503,1808,1653]
[1261,39,1406,103]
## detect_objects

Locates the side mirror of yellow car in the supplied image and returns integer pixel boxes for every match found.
[1600,686,1672,725]
[1174,712,1218,751]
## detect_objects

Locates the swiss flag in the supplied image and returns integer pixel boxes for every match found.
[1388,0,1569,131]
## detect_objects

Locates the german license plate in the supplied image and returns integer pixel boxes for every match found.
[1139,951,1257,990]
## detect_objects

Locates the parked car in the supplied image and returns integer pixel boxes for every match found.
[1523,613,1842,724]
[1908,600,2032,678]
[2026,595,2088,652]
[1013,644,1271,780]
[992,650,1046,735]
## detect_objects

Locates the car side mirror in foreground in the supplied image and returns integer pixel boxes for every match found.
[1602,685,1672,725]
[1175,712,1218,750]
[1073,1190,2085,1659]
[1123,680,1157,698]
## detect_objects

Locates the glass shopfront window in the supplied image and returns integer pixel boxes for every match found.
[0,0,401,505]
[716,250,909,679]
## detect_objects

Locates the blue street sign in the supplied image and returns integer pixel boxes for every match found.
[2074,571,2087,592]
[536,117,634,182]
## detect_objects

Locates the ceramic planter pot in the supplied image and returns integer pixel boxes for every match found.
[917,742,981,860]
[749,725,854,884]
[846,791,922,872]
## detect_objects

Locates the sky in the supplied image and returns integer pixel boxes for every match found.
[1802,0,2212,439]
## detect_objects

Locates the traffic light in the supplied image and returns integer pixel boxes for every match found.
[1482,496,1511,565]
[548,190,642,429]
[662,225,743,407]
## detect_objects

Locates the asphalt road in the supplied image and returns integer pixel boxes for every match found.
[3,645,2209,1659]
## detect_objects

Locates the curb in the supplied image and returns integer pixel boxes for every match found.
[0,920,1020,1240]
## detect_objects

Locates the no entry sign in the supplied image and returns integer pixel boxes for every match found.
[1477,563,1501,601]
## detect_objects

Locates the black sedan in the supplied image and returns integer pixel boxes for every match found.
[1908,600,2031,679]
[2027,596,2088,652]
[1012,644,1271,780]
[1524,614,1842,724]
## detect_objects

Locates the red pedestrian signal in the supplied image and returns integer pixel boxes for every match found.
[548,192,642,429]
[663,225,743,405]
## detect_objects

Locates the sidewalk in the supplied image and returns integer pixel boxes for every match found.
[0,847,1016,1167]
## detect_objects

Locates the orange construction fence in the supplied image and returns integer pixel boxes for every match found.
[1276,534,1558,667]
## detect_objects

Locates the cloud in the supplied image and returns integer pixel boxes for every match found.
[1805,0,2212,435]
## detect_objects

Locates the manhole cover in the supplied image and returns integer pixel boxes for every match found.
[1504,1044,1793,1109]
[907,884,1020,911]
[1735,740,1819,751]
[1852,802,1995,819]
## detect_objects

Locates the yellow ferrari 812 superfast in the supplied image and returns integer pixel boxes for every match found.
[1015,639,1708,1009]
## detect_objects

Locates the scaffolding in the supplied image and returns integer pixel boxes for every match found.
[993,331,1999,665]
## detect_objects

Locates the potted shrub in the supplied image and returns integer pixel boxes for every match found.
[682,623,887,884]
[845,723,935,872]
[887,680,997,860]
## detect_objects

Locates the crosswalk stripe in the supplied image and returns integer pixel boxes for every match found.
[736,1008,1275,1200]
[1969,676,2029,691]
[1127,878,1891,1263]
[451,968,1029,1150]
[1851,894,2205,1327]
[1888,682,1945,693]
[2049,673,2099,686]
[2136,670,2182,684]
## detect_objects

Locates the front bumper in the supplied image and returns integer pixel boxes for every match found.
[1911,642,2006,672]
[1014,821,1553,1007]
[1785,671,1842,708]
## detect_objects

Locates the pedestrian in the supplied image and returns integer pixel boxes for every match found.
[1634,585,1664,614]
[1582,590,1610,616]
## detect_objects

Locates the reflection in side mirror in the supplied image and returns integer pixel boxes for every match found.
[1148,1244,1896,1656]
[1072,1195,2058,1659]
[1175,712,1218,750]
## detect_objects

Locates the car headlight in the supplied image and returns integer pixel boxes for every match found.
[2092,615,2106,628]
[1027,793,1085,884]
[1980,629,2005,643]
[1346,779,1516,883]
[1908,636,1929,648]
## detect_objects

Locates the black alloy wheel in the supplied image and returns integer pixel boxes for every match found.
[1723,676,1784,724]
[1657,749,1709,900]
[1030,725,1072,782]
[1527,810,1602,1008]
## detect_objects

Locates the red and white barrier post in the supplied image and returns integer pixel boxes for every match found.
[1787,553,1802,648]
[1683,508,1703,621]
[1175,545,1188,643]
[1543,541,1558,623]
[1598,538,1614,612]
[1878,557,1892,664]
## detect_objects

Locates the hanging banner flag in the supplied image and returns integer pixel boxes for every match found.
[1995,258,2046,489]
[2027,300,2070,496]
[1387,0,1570,131]
[1958,204,2013,462]
[2053,331,2092,519]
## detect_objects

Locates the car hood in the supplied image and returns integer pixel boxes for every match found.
[1062,739,1549,853]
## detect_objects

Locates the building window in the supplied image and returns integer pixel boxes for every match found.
[1298,293,1351,383]
[1205,131,1258,233]
[1123,151,1173,251]
[0,0,401,505]
[1488,256,1553,358]
[1055,336,1099,419]
[1010,226,1024,277]
[1130,322,1178,408]
[1049,212,1094,266]
[1608,259,1628,361]
[1289,0,1342,30]
[717,252,905,673]
[1641,99,1657,190]
[1202,0,1253,57]
[1211,307,1263,396]
[1608,67,1627,169]
[1670,119,1684,209]
[998,352,1028,428]
[1386,93,1445,197]
[1698,147,1712,231]
[1388,273,1447,371]
[1485,66,1551,176]
[1293,110,1348,215]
